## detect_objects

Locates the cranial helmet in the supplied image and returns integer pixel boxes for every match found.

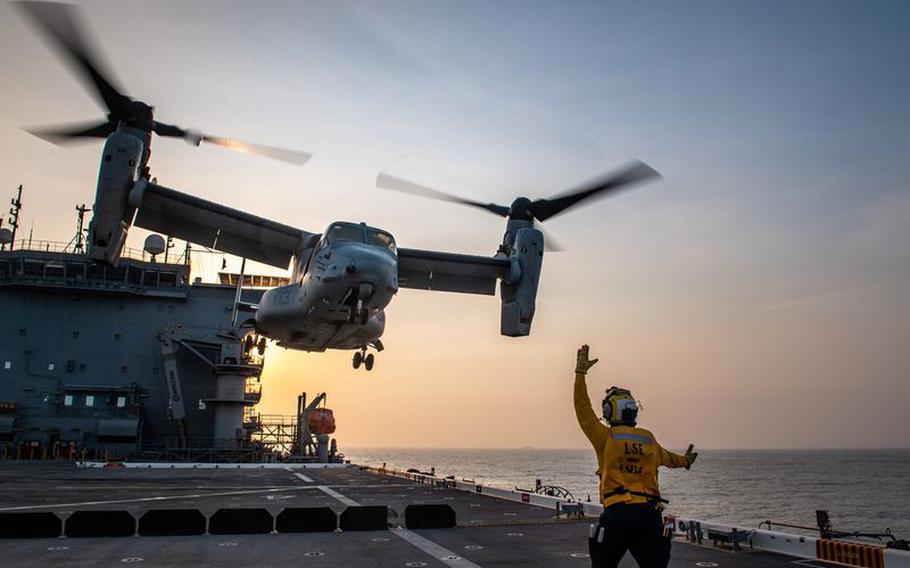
[602,386,640,426]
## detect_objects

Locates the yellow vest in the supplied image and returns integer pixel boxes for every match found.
[574,372,688,508]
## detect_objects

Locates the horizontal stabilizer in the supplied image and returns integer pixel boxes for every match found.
[134,182,312,268]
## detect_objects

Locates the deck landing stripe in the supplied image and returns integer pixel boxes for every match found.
[394,528,484,568]
[316,485,360,508]
[315,485,484,567]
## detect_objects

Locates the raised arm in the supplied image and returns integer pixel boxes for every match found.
[574,345,608,450]
[658,443,697,469]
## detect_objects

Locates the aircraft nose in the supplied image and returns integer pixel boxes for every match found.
[349,249,397,293]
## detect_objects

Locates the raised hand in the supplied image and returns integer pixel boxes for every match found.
[685,444,698,470]
[575,344,599,374]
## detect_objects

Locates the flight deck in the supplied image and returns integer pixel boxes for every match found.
[0,462,882,568]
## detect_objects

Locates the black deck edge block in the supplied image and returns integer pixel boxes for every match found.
[339,506,388,531]
[404,504,457,530]
[0,512,62,538]
[138,509,206,536]
[209,508,274,535]
[275,507,338,533]
[65,511,135,538]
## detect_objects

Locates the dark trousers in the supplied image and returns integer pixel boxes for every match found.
[588,503,671,568]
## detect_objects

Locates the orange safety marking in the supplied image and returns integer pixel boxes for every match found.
[817,539,884,568]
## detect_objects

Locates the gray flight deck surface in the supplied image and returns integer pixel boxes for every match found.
[0,463,812,567]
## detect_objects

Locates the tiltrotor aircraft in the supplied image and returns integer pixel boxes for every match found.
[15,1,661,370]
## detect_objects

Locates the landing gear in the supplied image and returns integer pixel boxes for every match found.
[243,335,268,357]
[349,299,369,325]
[352,348,376,371]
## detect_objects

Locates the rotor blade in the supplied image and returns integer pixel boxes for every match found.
[153,122,311,165]
[201,135,312,165]
[376,173,511,217]
[540,226,563,252]
[530,160,661,222]
[152,121,189,139]
[26,120,115,145]
[14,1,131,115]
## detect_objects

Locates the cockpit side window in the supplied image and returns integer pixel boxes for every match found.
[367,230,397,253]
[326,224,365,244]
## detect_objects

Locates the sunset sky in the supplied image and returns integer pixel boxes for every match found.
[0,0,907,449]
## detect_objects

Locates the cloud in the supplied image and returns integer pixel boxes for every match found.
[759,285,879,313]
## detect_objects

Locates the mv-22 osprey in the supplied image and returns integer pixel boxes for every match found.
[16,1,661,370]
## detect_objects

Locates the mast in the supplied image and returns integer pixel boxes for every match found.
[7,184,23,250]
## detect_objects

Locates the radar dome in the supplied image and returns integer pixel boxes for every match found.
[0,228,12,245]
[143,234,166,256]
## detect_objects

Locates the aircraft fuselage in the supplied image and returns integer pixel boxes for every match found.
[255,222,398,352]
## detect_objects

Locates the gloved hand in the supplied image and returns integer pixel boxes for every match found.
[576,344,599,374]
[684,444,698,470]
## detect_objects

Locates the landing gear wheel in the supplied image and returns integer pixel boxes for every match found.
[257,337,267,356]
[353,351,363,369]
[364,353,375,371]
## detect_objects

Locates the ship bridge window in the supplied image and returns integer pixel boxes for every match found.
[116,396,127,408]
[127,267,142,285]
[3,361,10,370]
[45,262,65,279]
[159,272,177,287]
[85,395,95,408]
[367,229,396,253]
[63,395,73,407]
[66,262,86,279]
[47,363,55,372]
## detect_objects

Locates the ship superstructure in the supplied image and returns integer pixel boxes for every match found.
[0,239,333,462]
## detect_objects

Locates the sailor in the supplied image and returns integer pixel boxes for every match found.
[574,344,697,568]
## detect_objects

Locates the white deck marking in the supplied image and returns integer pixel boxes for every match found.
[315,485,360,508]
[294,472,314,482]
[0,486,310,511]
[315,485,484,568]
[0,483,421,511]
[394,529,484,568]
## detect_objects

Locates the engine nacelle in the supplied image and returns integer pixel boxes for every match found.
[500,227,543,337]
[87,131,143,264]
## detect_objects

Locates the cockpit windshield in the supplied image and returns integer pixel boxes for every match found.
[323,224,396,254]
[368,230,396,253]
[325,224,365,244]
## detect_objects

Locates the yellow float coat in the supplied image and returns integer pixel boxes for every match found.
[574,372,688,507]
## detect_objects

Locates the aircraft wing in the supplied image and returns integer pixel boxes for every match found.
[396,248,512,295]
[133,181,313,268]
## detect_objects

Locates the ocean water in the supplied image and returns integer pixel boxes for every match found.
[346,448,910,539]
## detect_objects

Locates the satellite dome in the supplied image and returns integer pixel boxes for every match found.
[143,234,166,256]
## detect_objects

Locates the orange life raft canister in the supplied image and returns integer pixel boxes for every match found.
[308,409,336,434]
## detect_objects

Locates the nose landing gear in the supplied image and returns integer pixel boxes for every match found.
[347,283,374,325]
[352,348,375,371]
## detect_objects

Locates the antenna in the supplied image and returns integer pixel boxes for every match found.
[7,184,23,250]
[65,203,92,254]
[230,257,247,328]
[164,236,174,264]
